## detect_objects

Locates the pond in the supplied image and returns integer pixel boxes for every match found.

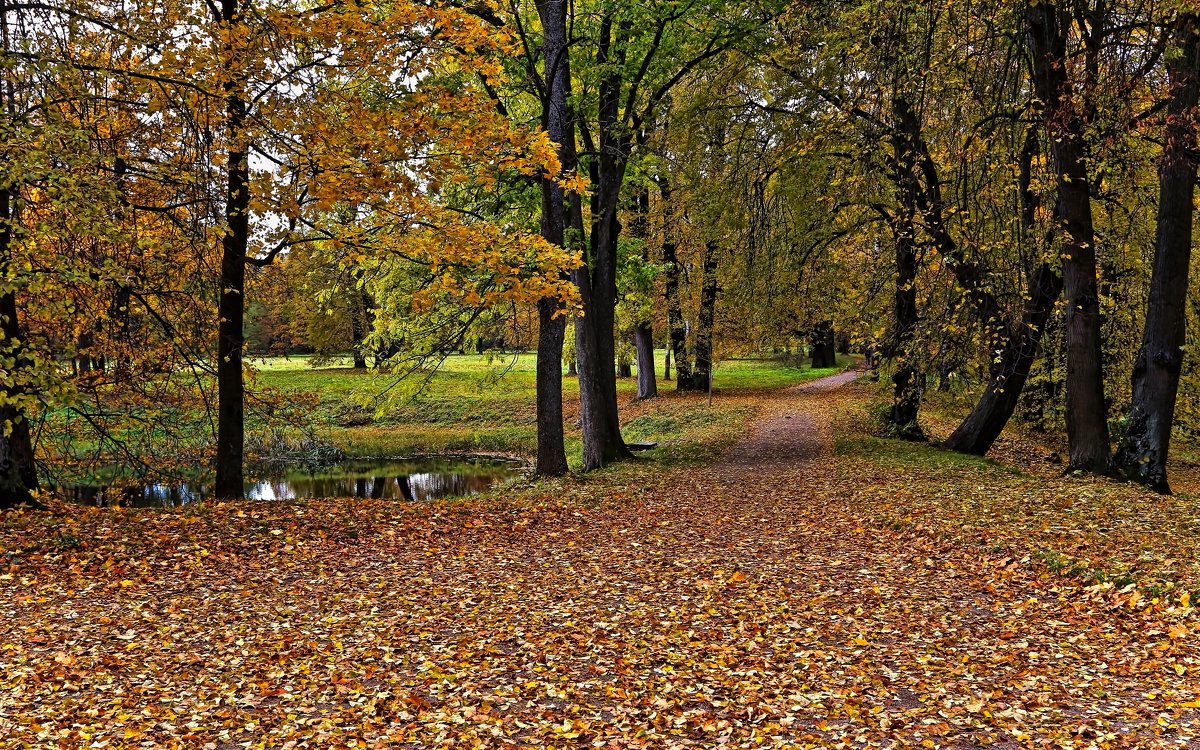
[51,457,524,508]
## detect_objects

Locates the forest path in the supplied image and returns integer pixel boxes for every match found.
[710,365,861,479]
[5,370,1199,748]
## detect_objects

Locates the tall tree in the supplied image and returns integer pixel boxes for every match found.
[82,0,576,497]
[1026,0,1111,472]
[534,0,575,476]
[628,184,658,399]
[568,1,756,468]
[946,131,1064,455]
[0,0,37,505]
[655,174,693,391]
[1114,12,1200,492]
[572,13,635,469]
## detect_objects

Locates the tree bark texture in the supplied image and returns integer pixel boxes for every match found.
[1114,13,1200,492]
[533,0,573,477]
[1027,1,1111,472]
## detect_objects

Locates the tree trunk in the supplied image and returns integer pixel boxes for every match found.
[886,95,926,440]
[656,176,692,390]
[1027,1,1110,472]
[663,348,671,381]
[533,0,573,477]
[0,187,38,509]
[573,15,632,470]
[686,240,719,391]
[946,263,1063,453]
[1114,13,1200,493]
[536,300,568,476]
[634,322,657,398]
[836,332,850,355]
[214,0,249,500]
[887,228,924,440]
[629,186,656,399]
[810,320,836,369]
[617,344,632,378]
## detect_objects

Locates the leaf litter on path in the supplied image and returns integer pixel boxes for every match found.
[1,371,1197,748]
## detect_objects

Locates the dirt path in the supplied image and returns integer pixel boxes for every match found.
[3,369,1198,748]
[712,367,861,478]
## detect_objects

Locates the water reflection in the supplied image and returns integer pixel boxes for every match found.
[53,458,519,508]
[243,470,498,502]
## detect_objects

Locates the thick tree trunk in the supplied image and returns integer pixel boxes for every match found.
[634,322,657,399]
[214,0,249,500]
[574,296,629,468]
[946,263,1063,453]
[533,0,573,477]
[687,240,719,392]
[215,158,248,499]
[1027,1,1110,472]
[810,320,836,369]
[573,15,631,470]
[536,300,568,476]
[0,399,37,508]
[0,188,37,509]
[1114,13,1200,493]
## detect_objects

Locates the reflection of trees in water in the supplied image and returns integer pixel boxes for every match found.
[407,472,492,501]
[59,462,512,507]
[280,472,493,501]
[246,482,299,501]
[62,483,203,508]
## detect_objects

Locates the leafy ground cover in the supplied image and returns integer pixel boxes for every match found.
[3,367,1199,748]
[835,381,1200,602]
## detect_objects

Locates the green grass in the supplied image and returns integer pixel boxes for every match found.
[711,358,846,390]
[250,351,847,461]
[834,434,1019,474]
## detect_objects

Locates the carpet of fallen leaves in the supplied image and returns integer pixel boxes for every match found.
[838,382,1200,599]
[2,371,1199,749]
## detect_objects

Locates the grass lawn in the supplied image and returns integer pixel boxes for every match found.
[250,351,848,467]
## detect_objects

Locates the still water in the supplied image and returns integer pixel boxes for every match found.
[53,457,522,508]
